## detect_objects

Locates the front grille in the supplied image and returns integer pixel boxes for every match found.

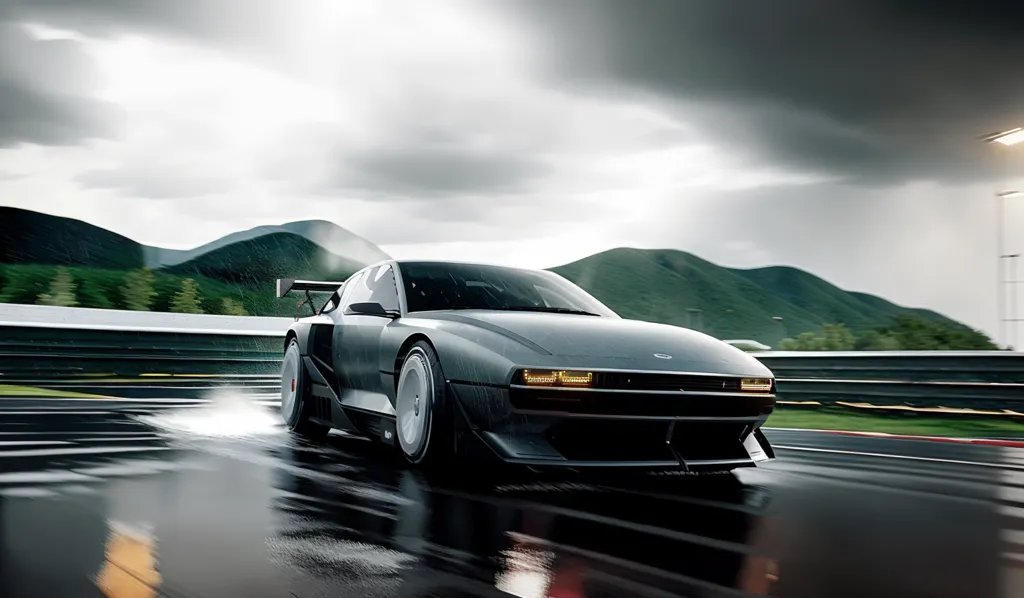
[597,372,743,392]
[670,422,752,461]
[541,420,756,463]
[545,420,675,462]
[509,387,775,417]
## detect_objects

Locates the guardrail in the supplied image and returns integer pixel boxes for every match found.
[0,303,294,335]
[753,351,1024,383]
[1,305,1022,413]
[752,351,1024,412]
[0,304,290,379]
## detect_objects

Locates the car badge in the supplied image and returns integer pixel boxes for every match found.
[653,353,672,359]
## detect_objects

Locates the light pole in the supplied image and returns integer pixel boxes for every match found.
[983,127,1024,147]
[1008,253,1022,349]
[997,191,1023,345]
[982,127,1024,346]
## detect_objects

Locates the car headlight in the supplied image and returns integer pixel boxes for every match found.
[519,369,594,387]
[740,378,774,393]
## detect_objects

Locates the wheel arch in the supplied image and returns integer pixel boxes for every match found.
[388,327,518,388]
[284,320,316,354]
[393,333,434,390]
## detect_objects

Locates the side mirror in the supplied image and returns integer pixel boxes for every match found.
[345,302,398,318]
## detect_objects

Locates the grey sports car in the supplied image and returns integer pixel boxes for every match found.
[277,260,777,472]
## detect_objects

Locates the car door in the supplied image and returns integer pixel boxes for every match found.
[332,264,401,414]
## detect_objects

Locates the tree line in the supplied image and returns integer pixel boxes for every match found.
[777,316,998,351]
[1,264,249,316]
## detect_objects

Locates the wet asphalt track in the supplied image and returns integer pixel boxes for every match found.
[1,384,1023,598]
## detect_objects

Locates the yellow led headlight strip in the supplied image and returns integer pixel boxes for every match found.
[741,378,773,393]
[521,369,594,387]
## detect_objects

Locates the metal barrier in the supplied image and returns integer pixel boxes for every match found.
[753,351,1024,412]
[754,351,1024,383]
[0,304,289,378]
[0,324,284,378]
[1,305,1023,412]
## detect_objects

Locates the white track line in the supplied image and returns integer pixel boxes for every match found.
[0,441,73,447]
[775,444,1024,470]
[0,446,173,458]
[766,426,1024,447]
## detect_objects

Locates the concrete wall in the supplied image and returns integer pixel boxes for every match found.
[0,303,293,336]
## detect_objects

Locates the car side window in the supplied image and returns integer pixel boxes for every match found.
[338,271,366,311]
[319,286,343,315]
[343,264,400,312]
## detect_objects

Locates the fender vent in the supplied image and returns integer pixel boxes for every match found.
[310,384,333,421]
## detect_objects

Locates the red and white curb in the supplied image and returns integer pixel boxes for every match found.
[765,427,1024,448]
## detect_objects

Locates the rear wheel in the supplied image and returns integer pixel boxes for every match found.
[281,339,330,441]
[395,342,451,465]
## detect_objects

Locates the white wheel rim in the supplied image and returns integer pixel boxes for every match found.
[397,353,431,457]
[280,349,299,420]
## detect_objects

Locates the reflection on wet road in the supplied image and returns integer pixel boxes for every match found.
[0,389,1022,597]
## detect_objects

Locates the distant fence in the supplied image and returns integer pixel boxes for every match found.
[2,304,1023,414]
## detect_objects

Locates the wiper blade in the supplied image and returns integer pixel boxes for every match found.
[490,306,601,316]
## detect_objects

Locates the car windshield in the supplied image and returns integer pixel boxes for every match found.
[397,262,619,318]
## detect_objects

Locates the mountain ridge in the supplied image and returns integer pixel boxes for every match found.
[549,247,967,346]
[0,207,145,269]
[163,232,361,287]
[1,207,391,273]
[143,219,390,268]
[0,208,975,345]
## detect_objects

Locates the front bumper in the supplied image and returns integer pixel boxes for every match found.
[448,381,776,470]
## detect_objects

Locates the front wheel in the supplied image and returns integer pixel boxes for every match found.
[395,341,451,465]
[281,339,330,441]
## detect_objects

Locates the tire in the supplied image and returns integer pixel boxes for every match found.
[395,341,451,465]
[281,339,330,441]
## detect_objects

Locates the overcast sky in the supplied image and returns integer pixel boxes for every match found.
[1,0,1022,340]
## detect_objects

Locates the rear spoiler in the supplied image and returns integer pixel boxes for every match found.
[275,278,344,298]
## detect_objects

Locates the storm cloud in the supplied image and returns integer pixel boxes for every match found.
[507,0,1024,183]
[0,0,1020,338]
[0,22,121,146]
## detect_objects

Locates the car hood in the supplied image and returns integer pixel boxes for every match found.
[418,310,772,376]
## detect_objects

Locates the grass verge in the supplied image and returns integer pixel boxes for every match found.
[0,384,114,399]
[768,406,1024,438]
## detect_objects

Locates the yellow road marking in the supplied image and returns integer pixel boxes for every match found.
[0,385,117,400]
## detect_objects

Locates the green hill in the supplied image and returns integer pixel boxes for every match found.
[550,248,967,346]
[0,207,144,269]
[2,208,389,275]
[144,219,390,268]
[163,232,360,287]
[0,209,983,345]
